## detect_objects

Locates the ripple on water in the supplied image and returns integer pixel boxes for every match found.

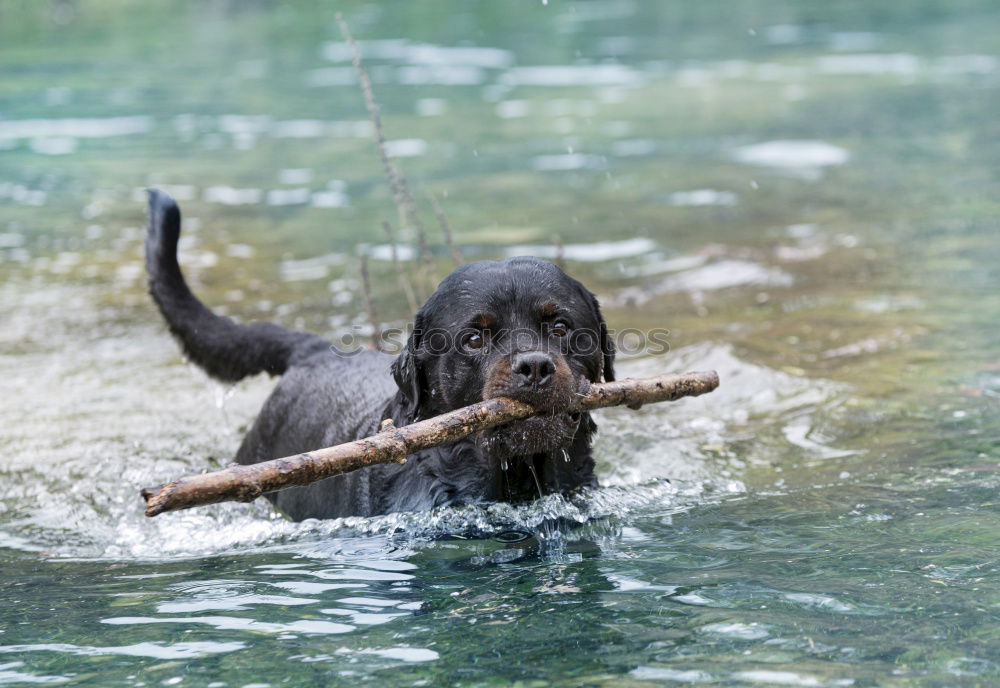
[102,616,354,635]
[0,116,154,141]
[0,661,71,685]
[505,237,656,261]
[596,343,848,485]
[632,665,856,686]
[0,642,246,660]
[607,257,795,306]
[732,139,850,180]
[700,621,771,640]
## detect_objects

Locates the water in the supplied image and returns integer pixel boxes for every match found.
[1,1,999,685]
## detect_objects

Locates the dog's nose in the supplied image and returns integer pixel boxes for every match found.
[512,351,555,389]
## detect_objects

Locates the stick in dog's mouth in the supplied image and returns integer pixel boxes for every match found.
[140,371,721,517]
[478,412,582,466]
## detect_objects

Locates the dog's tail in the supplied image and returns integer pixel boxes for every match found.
[145,189,323,382]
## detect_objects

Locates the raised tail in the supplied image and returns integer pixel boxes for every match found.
[145,189,324,382]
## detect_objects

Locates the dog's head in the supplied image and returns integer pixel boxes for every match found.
[391,257,614,474]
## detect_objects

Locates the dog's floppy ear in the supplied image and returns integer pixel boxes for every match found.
[390,312,426,420]
[578,285,615,382]
[592,293,615,382]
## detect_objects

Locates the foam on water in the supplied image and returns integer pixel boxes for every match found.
[501,64,644,87]
[611,138,658,156]
[505,237,656,261]
[496,100,530,118]
[203,186,262,205]
[131,183,350,210]
[397,65,485,85]
[0,642,247,660]
[816,53,921,76]
[732,140,850,179]
[279,252,349,282]
[0,116,154,141]
[266,188,312,206]
[598,343,848,483]
[271,119,372,138]
[0,183,47,207]
[382,138,428,158]
[531,152,607,171]
[660,51,994,91]
[29,137,78,155]
[321,40,513,70]
[664,189,738,207]
[609,258,794,305]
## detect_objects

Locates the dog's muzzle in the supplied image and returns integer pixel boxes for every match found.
[479,352,588,464]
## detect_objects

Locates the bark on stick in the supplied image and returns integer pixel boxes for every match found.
[140,370,719,517]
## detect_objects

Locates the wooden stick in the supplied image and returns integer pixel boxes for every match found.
[141,371,719,517]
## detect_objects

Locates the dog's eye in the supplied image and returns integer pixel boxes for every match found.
[550,321,569,337]
[462,332,485,351]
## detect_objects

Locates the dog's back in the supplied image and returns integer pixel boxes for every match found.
[235,349,403,519]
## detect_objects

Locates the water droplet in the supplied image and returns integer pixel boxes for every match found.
[562,449,570,463]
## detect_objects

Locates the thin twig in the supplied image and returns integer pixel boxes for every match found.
[336,13,433,290]
[381,219,419,314]
[430,194,464,266]
[552,234,566,272]
[140,371,721,516]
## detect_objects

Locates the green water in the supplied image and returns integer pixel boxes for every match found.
[1,1,999,686]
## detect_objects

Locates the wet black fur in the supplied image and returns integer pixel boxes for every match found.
[145,190,615,521]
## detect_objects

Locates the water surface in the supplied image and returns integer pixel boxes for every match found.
[1,1,998,686]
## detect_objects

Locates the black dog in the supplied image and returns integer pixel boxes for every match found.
[145,190,615,521]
